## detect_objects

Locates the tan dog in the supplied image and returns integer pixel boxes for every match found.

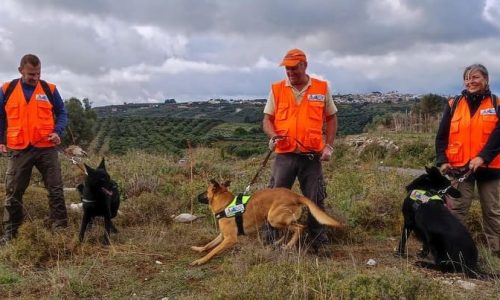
[190,180,343,266]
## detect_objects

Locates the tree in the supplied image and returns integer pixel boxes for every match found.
[63,97,97,147]
[412,94,447,115]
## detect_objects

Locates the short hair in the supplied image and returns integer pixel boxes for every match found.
[19,54,41,68]
[463,63,489,81]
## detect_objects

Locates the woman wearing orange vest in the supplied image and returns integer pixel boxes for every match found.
[436,64,500,257]
[263,49,338,252]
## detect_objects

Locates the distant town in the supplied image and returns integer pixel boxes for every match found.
[100,91,427,113]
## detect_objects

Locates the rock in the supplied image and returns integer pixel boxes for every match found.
[172,213,202,223]
[366,259,377,266]
[456,280,476,290]
[67,203,83,212]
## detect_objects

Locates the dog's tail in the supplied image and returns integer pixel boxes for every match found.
[297,196,343,228]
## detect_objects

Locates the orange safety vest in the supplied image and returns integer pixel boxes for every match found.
[2,80,56,149]
[446,96,500,169]
[272,78,327,153]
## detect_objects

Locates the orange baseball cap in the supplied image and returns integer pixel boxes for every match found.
[280,48,307,67]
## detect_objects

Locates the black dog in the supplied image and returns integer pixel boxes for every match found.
[396,166,479,276]
[78,158,120,244]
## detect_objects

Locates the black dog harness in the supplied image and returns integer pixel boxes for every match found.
[214,193,251,235]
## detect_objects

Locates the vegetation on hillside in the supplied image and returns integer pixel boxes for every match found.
[1,95,496,298]
[0,131,498,298]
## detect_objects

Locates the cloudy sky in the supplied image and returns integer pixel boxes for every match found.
[1,0,500,106]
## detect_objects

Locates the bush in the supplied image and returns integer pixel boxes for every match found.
[117,193,174,227]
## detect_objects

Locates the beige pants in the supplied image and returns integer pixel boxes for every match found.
[448,179,500,252]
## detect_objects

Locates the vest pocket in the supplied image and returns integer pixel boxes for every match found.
[446,141,463,163]
[33,125,54,145]
[6,103,19,119]
[275,129,291,149]
[7,127,24,146]
[276,102,289,121]
[308,101,324,121]
[450,118,461,133]
[37,101,53,119]
[482,115,497,134]
[304,128,323,149]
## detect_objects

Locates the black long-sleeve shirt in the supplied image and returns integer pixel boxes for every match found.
[435,90,500,181]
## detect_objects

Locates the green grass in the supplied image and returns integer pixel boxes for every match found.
[0,136,498,298]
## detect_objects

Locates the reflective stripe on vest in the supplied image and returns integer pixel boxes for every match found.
[2,80,56,149]
[445,96,500,169]
[272,78,327,153]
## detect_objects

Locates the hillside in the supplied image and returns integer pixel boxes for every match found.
[91,100,415,156]
[0,133,499,299]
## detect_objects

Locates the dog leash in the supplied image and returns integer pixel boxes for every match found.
[244,149,273,194]
[445,167,473,183]
[243,135,324,193]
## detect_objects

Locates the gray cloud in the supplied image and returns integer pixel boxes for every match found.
[0,0,499,106]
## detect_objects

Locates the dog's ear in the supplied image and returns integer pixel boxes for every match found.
[406,174,426,192]
[98,158,106,170]
[84,163,95,175]
[429,166,441,177]
[222,180,231,188]
[209,179,220,189]
[425,166,432,175]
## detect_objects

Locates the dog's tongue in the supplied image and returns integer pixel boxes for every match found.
[101,187,113,196]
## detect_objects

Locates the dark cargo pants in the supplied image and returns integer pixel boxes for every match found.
[268,153,327,237]
[2,148,67,239]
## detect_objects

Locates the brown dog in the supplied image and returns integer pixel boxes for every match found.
[190,180,343,265]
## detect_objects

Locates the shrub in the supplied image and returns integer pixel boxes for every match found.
[124,173,161,198]
[117,193,174,227]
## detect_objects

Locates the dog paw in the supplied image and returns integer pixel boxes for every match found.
[417,249,430,258]
[190,259,205,266]
[191,246,205,252]
[393,250,407,258]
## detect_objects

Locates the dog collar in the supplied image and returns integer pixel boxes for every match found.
[409,189,443,203]
[81,198,96,203]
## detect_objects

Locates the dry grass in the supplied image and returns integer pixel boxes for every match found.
[0,142,499,299]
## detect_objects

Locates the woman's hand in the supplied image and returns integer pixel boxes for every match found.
[469,157,485,172]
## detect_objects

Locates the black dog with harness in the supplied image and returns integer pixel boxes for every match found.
[396,166,479,276]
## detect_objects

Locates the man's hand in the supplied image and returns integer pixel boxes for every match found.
[47,133,61,145]
[321,144,333,161]
[268,136,284,151]
[0,144,7,153]
[469,156,484,172]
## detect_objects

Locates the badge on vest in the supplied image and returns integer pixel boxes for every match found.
[36,94,49,101]
[308,94,325,102]
[480,108,496,115]
[224,204,245,217]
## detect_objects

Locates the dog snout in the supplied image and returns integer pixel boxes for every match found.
[197,192,208,204]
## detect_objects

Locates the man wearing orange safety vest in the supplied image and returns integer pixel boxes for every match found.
[263,48,338,251]
[436,63,500,257]
[0,54,68,245]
